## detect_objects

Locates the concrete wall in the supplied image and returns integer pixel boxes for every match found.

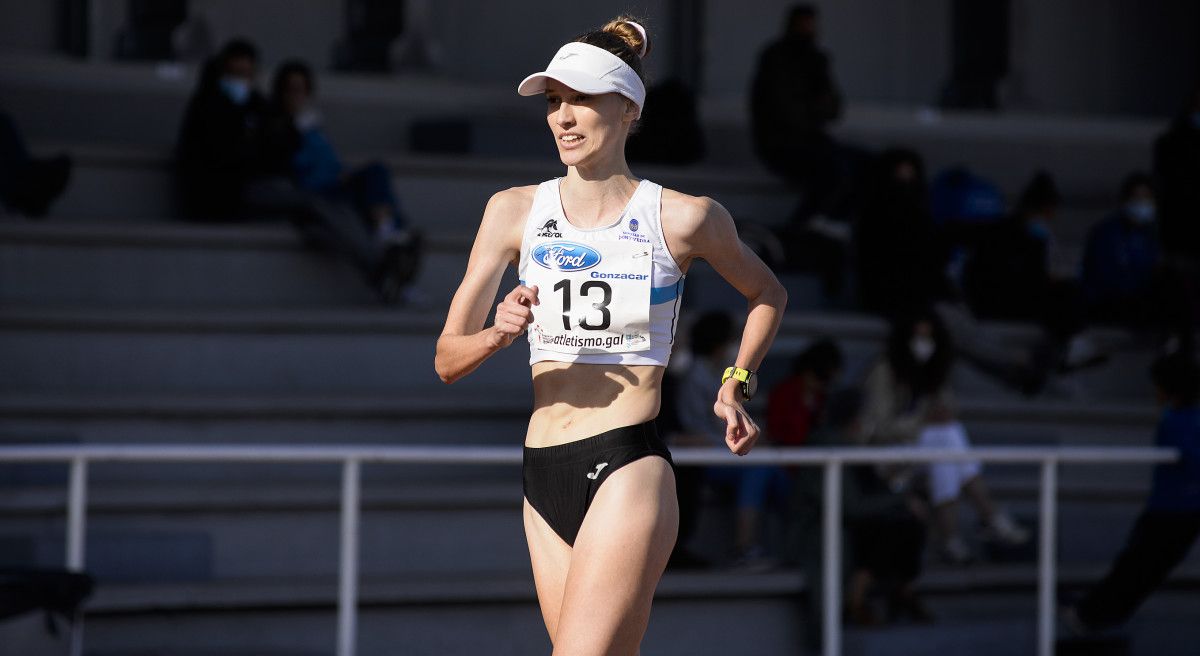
[0,1,57,54]
[1008,0,1200,117]
[703,0,951,107]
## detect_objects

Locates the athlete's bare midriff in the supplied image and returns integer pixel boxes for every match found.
[526,361,665,447]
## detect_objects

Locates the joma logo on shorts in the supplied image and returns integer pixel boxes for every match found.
[531,241,602,271]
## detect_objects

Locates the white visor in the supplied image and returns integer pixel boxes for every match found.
[517,42,646,116]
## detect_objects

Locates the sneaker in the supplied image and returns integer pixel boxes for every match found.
[987,512,1030,546]
[940,536,973,565]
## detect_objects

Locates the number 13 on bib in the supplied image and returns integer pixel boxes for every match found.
[527,240,652,354]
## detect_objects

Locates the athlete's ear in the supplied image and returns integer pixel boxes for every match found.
[623,99,640,123]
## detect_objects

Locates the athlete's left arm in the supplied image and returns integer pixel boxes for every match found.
[665,193,788,455]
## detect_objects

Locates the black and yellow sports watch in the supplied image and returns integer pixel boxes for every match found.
[721,366,758,402]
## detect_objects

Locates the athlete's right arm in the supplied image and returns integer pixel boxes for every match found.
[435,188,539,384]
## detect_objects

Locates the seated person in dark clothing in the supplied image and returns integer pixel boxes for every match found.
[964,171,1099,370]
[176,40,415,302]
[0,111,71,219]
[855,148,951,319]
[176,39,278,218]
[1081,172,1162,327]
[1063,353,1200,634]
[1153,84,1200,260]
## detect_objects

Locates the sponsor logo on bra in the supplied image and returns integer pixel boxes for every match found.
[531,241,602,271]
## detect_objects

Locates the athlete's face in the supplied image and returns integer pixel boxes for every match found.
[544,80,637,168]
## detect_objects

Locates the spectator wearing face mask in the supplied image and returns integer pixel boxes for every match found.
[268,59,422,302]
[176,39,279,218]
[854,311,1028,564]
[1081,173,1162,326]
[855,148,952,319]
[964,171,1105,373]
[176,41,416,303]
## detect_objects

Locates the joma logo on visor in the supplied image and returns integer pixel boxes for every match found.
[531,241,602,271]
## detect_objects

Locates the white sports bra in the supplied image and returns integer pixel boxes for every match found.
[518,178,685,367]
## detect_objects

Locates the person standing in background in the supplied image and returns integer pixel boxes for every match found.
[1063,353,1200,634]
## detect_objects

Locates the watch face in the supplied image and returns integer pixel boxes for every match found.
[745,373,758,400]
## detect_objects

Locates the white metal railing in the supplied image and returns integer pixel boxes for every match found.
[0,444,1177,656]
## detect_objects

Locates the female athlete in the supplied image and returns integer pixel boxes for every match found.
[435,16,787,655]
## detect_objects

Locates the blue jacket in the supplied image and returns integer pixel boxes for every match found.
[1148,405,1200,512]
[1081,214,1160,304]
[291,128,343,193]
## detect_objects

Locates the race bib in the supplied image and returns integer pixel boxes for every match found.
[526,239,652,354]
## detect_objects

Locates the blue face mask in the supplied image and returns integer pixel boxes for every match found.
[219,76,252,105]
[1125,200,1156,224]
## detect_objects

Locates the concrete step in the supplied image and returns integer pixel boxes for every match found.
[35,144,793,225]
[2,465,1187,582]
[47,566,1200,656]
[0,295,1161,402]
[0,220,476,307]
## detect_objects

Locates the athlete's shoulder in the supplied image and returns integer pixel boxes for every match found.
[660,188,731,232]
[485,185,539,218]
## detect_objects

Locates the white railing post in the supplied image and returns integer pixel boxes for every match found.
[1037,458,1058,656]
[822,460,843,656]
[337,459,362,656]
[66,456,88,656]
[67,457,88,571]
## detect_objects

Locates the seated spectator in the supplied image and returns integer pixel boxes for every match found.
[855,148,952,318]
[676,311,790,569]
[767,337,843,447]
[854,310,1028,563]
[1153,83,1200,260]
[0,110,71,219]
[175,40,416,302]
[271,59,421,299]
[271,60,416,246]
[1063,353,1200,634]
[791,389,932,630]
[176,39,278,218]
[964,171,1101,372]
[1081,172,1162,327]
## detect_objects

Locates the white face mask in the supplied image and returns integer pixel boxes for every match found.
[910,336,936,363]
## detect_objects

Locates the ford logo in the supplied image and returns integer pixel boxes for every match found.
[531,241,602,271]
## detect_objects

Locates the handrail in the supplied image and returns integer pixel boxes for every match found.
[0,443,1176,465]
[0,444,1177,656]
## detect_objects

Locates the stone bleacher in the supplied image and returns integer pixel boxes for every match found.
[1,54,1196,656]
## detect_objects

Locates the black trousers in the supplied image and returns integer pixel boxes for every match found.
[1076,510,1200,629]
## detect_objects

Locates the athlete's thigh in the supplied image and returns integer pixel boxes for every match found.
[523,498,573,641]
[553,457,678,656]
